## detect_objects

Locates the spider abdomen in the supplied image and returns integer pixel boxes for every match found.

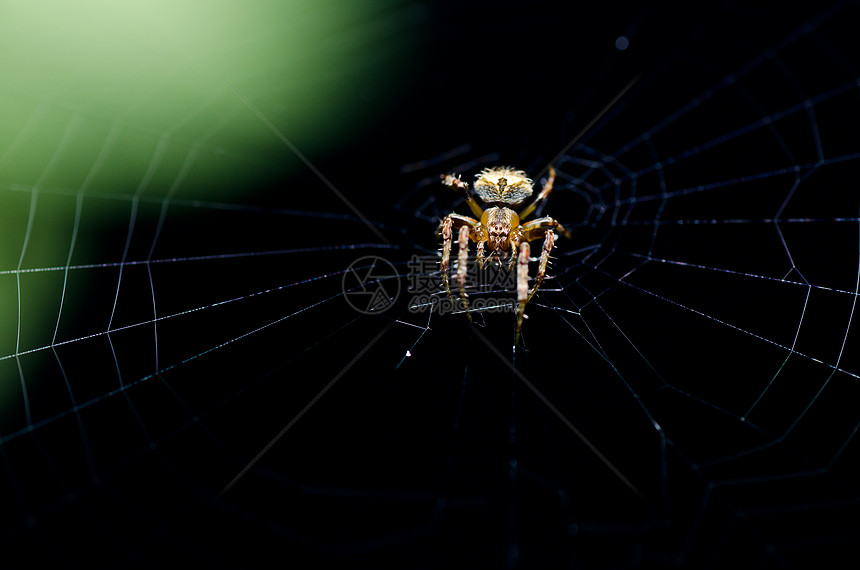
[473,166,534,205]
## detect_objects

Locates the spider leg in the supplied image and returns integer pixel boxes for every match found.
[527,230,555,303]
[442,173,485,219]
[476,239,487,269]
[506,227,525,271]
[440,216,454,301]
[514,219,561,344]
[522,216,572,241]
[457,226,473,322]
[515,240,530,345]
[507,239,519,271]
[517,166,556,220]
[439,213,483,322]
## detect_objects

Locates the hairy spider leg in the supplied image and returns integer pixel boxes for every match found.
[440,213,486,323]
[522,217,564,302]
[507,226,525,270]
[442,173,484,218]
[457,226,472,321]
[476,239,487,268]
[517,166,556,220]
[514,217,562,344]
[441,216,453,299]
[525,212,571,239]
[515,241,531,346]
[525,228,555,304]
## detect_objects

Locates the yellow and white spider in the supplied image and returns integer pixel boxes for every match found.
[438,165,571,344]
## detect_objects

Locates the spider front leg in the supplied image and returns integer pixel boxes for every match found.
[441,216,454,300]
[440,214,483,322]
[442,173,484,218]
[527,230,555,304]
[506,228,525,271]
[476,239,487,269]
[515,241,531,346]
[456,226,473,322]
[518,166,556,220]
[514,219,560,345]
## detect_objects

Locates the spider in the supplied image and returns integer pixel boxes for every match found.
[438,165,571,344]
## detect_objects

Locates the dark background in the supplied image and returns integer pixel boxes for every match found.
[3,1,860,569]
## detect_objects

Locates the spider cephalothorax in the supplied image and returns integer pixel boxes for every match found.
[482,206,520,260]
[439,165,571,344]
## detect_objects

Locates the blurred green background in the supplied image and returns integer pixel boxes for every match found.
[0,0,422,410]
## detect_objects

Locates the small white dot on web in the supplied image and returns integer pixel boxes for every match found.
[406,350,412,357]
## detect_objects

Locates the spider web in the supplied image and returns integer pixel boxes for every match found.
[2,1,860,568]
